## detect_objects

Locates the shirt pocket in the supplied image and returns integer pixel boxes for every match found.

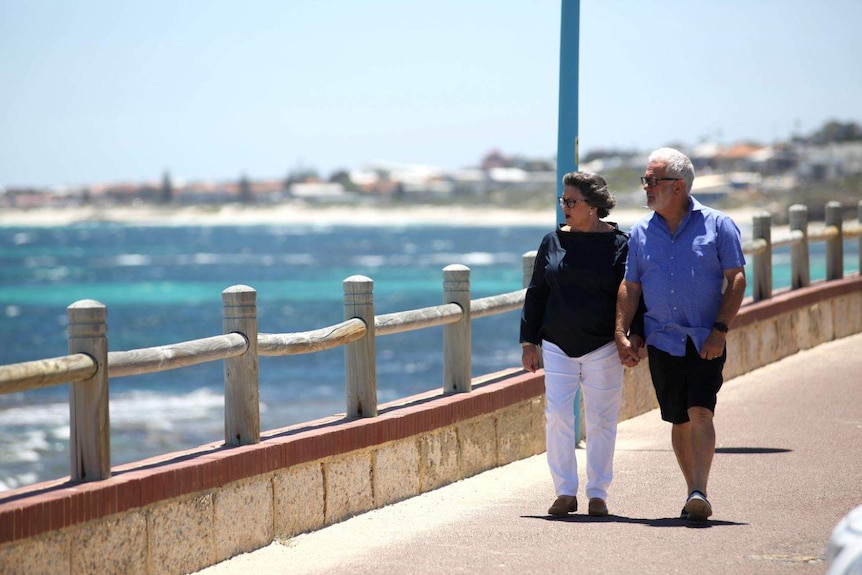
[692,232,717,254]
[691,234,721,277]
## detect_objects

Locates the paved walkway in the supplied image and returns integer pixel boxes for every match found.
[195,333,862,575]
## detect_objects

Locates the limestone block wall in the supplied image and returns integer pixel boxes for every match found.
[0,274,859,575]
[727,275,862,379]
[0,370,547,575]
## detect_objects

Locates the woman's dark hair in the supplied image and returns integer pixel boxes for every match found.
[562,171,616,219]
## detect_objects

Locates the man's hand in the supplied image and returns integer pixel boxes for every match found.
[615,280,644,368]
[700,330,726,361]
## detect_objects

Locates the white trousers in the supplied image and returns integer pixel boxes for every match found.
[542,340,624,500]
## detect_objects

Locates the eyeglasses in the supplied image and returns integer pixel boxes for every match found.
[640,177,680,187]
[558,197,587,209]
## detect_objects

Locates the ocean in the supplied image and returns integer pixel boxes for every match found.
[0,219,858,491]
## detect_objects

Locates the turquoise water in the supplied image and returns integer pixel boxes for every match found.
[0,223,536,489]
[0,221,858,490]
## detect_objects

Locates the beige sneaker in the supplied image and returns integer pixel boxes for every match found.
[548,495,578,516]
[588,498,609,517]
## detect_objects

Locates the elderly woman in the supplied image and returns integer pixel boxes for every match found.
[520,171,642,517]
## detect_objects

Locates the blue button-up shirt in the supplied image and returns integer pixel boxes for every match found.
[624,197,746,356]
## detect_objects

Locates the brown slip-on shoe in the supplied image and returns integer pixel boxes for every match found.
[548,495,578,516]
[588,498,609,517]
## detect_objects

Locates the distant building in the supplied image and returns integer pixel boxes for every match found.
[287,182,350,203]
[798,142,862,180]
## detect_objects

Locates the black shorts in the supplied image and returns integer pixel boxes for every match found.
[647,337,725,424]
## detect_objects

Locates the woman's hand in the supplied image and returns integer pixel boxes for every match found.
[616,333,642,367]
[521,344,540,373]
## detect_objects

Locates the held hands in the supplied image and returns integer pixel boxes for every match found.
[615,333,644,367]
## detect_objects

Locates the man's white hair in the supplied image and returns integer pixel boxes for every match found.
[649,147,695,194]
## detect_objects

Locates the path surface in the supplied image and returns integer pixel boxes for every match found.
[194,333,862,575]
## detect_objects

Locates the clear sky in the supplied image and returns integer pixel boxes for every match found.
[2,0,861,188]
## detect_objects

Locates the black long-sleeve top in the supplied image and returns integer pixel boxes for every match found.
[520,223,641,358]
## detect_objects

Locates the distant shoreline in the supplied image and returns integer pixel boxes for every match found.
[0,203,585,228]
[0,203,760,230]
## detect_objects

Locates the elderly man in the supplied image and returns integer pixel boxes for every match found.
[615,147,747,521]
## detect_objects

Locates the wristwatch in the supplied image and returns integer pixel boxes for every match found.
[712,321,729,333]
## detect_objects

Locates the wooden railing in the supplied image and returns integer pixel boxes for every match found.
[1,200,860,484]
[746,201,862,301]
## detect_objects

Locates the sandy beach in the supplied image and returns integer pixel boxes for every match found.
[0,203,761,230]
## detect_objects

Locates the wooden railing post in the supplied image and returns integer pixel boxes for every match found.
[752,212,773,301]
[443,264,471,393]
[222,285,260,446]
[523,251,537,289]
[825,201,844,281]
[344,275,377,418]
[789,204,810,289]
[858,199,862,274]
[67,299,110,481]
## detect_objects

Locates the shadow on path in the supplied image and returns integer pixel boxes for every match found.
[616,446,792,455]
[715,447,791,454]
[520,514,747,529]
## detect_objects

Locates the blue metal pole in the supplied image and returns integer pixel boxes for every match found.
[557,0,583,445]
[557,0,580,225]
